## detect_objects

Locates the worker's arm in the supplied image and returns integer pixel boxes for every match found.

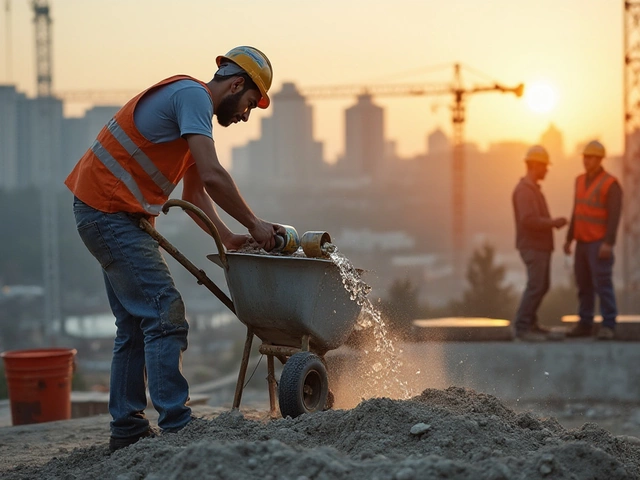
[563,179,579,255]
[182,163,252,251]
[514,186,564,231]
[604,181,623,246]
[185,134,282,251]
[597,181,623,259]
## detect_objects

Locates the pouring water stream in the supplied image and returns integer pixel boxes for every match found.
[323,243,411,399]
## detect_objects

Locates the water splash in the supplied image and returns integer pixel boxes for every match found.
[325,244,411,399]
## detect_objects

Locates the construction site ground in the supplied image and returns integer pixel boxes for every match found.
[1,386,640,479]
[2,337,640,479]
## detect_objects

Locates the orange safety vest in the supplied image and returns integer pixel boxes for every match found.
[65,75,211,216]
[573,169,617,242]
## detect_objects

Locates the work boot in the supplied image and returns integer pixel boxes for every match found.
[566,322,594,338]
[109,429,152,453]
[596,326,615,340]
[514,330,547,342]
[531,323,551,334]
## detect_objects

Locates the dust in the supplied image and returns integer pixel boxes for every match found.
[3,387,639,480]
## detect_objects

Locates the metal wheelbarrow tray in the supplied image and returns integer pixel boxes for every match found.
[140,200,363,419]
[207,252,360,354]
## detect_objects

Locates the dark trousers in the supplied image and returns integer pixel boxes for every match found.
[574,240,617,328]
[514,249,551,334]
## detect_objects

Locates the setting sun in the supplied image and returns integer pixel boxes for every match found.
[525,82,558,114]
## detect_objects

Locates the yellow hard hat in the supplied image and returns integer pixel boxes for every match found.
[524,145,550,165]
[583,140,605,158]
[216,46,273,109]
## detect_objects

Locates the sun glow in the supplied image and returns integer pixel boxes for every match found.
[524,82,558,114]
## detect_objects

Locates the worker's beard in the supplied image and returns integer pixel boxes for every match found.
[216,90,244,127]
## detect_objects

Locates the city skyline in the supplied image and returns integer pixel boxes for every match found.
[0,77,608,193]
[0,0,624,166]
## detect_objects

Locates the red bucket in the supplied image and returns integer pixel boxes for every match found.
[1,348,77,425]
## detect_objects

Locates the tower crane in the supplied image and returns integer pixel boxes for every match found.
[624,1,640,309]
[299,64,524,275]
[24,0,59,343]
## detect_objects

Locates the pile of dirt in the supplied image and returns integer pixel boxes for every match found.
[5,387,640,480]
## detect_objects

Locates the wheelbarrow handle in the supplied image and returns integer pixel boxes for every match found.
[161,199,228,270]
[139,217,235,314]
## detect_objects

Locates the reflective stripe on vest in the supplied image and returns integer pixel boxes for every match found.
[575,172,609,209]
[105,118,175,196]
[574,214,607,224]
[90,118,179,215]
[90,139,165,215]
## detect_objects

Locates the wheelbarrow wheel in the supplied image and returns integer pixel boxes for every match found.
[278,352,329,418]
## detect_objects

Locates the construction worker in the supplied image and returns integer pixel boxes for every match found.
[564,140,623,340]
[65,46,285,452]
[512,145,568,341]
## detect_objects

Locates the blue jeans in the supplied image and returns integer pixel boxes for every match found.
[514,249,551,334]
[574,240,617,329]
[72,197,191,438]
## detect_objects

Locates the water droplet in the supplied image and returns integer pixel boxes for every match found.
[327,250,410,398]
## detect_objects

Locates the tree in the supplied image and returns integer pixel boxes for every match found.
[454,243,516,319]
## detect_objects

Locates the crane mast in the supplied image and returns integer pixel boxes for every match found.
[32,0,52,97]
[31,0,59,344]
[623,1,640,309]
[450,65,466,275]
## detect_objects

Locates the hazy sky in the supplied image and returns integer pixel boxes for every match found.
[1,0,624,165]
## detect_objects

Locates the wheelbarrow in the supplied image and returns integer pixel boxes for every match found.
[139,199,363,418]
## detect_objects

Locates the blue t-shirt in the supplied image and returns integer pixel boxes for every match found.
[133,79,214,143]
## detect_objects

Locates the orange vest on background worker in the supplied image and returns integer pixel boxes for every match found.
[65,75,211,216]
[573,169,617,242]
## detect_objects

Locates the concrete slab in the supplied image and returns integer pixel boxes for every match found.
[561,315,640,340]
[327,340,640,402]
[412,317,513,341]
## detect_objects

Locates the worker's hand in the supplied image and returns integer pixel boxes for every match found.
[563,241,572,255]
[598,242,613,259]
[552,217,568,229]
[248,220,284,252]
[221,233,253,252]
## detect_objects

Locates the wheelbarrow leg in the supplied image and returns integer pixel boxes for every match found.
[232,327,254,410]
[267,354,278,418]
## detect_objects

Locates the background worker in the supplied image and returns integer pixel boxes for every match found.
[564,140,623,340]
[512,145,568,341]
[65,46,285,452]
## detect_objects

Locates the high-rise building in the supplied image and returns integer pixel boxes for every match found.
[233,82,323,184]
[0,86,23,190]
[427,128,450,157]
[62,105,120,177]
[16,96,65,190]
[0,85,120,191]
[343,94,384,178]
[539,123,565,162]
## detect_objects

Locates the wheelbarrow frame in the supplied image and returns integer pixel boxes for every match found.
[139,199,356,417]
